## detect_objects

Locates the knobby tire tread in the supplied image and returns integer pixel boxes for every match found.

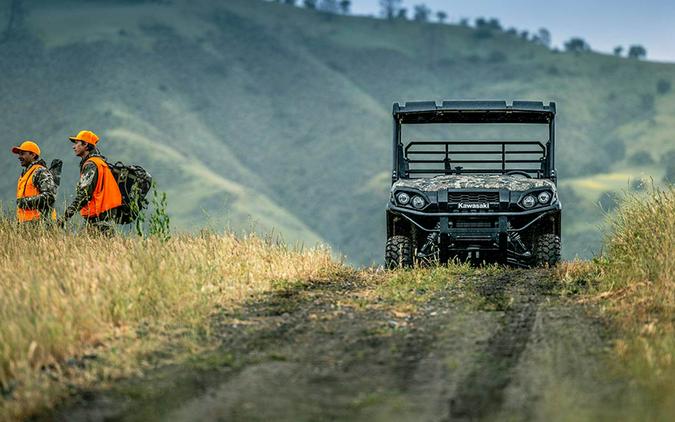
[385,235,413,269]
[534,233,561,267]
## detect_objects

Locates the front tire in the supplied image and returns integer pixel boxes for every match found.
[385,235,413,269]
[533,233,561,267]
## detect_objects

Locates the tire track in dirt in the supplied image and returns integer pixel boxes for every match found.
[448,273,547,420]
[38,270,622,422]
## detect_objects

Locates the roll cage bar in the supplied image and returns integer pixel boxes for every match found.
[392,101,557,183]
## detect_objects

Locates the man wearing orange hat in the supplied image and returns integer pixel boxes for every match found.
[58,130,122,233]
[12,140,57,224]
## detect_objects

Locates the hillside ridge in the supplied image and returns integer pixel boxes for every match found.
[0,0,672,263]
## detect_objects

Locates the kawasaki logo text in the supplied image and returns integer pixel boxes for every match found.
[457,202,489,209]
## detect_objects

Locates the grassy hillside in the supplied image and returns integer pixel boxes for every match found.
[0,0,673,263]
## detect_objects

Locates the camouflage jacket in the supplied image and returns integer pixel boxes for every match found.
[64,152,103,220]
[17,159,57,212]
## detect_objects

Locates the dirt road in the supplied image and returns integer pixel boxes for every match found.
[43,270,626,421]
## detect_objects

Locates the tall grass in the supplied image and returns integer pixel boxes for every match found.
[602,186,674,293]
[0,219,345,420]
[601,186,675,415]
[558,185,675,417]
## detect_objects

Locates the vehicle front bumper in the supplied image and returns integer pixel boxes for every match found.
[387,203,560,264]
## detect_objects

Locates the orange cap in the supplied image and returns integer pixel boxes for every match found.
[69,130,99,146]
[11,141,41,156]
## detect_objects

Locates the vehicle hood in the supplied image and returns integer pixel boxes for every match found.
[392,175,556,192]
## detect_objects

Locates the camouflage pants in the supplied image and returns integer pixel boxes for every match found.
[18,213,57,229]
[84,218,116,236]
[15,217,59,240]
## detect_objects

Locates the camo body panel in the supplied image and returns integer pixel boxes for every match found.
[392,175,556,192]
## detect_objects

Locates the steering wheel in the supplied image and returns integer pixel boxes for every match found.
[504,170,532,178]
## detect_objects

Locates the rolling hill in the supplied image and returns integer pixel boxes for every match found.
[0,0,672,263]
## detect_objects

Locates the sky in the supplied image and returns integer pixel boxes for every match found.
[350,0,675,62]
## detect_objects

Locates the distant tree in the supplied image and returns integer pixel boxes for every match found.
[475,17,487,28]
[413,4,431,22]
[339,0,351,14]
[283,0,297,5]
[303,0,317,9]
[396,8,408,19]
[628,151,654,166]
[505,27,518,36]
[533,28,551,48]
[613,46,623,56]
[657,79,672,95]
[519,30,529,40]
[436,10,447,24]
[379,0,402,20]
[318,0,339,13]
[459,17,469,27]
[486,18,502,31]
[627,45,647,59]
[564,37,590,53]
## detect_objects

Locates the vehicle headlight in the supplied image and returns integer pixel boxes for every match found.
[396,192,410,205]
[412,195,426,209]
[538,191,552,204]
[522,194,536,208]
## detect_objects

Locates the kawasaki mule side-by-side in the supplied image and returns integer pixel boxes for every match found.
[385,101,561,268]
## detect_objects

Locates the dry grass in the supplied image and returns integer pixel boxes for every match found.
[557,185,675,417]
[0,220,347,421]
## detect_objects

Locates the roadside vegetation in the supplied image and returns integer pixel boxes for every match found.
[1,186,673,420]
[0,213,495,421]
[558,185,675,418]
[0,219,346,421]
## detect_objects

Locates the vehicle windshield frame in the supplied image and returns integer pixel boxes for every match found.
[391,101,556,184]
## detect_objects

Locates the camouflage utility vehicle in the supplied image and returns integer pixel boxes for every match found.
[385,101,561,268]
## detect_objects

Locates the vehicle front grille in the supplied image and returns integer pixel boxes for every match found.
[448,192,499,203]
[454,220,494,229]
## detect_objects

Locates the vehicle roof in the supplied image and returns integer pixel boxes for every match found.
[393,101,556,124]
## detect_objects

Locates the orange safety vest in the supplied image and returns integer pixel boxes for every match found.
[16,164,56,223]
[80,156,123,218]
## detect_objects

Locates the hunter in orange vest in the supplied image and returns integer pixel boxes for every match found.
[12,140,57,223]
[58,130,122,233]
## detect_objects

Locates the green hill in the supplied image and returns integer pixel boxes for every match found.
[1,0,672,263]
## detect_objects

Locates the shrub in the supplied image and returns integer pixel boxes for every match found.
[627,151,654,166]
[487,51,507,63]
[598,191,619,211]
[547,65,560,76]
[641,94,655,111]
[630,178,646,191]
[657,79,671,95]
